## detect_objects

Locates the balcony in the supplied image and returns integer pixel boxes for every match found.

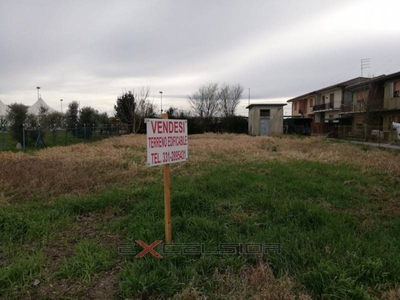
[312,102,334,112]
[341,99,384,113]
[341,101,366,113]
[384,97,400,110]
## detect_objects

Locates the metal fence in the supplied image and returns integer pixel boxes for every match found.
[1,124,126,152]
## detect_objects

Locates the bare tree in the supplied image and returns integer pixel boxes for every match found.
[364,82,383,127]
[220,83,244,117]
[354,82,384,141]
[132,87,151,133]
[114,86,156,133]
[188,83,220,118]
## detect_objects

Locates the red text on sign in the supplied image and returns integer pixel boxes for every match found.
[150,120,186,134]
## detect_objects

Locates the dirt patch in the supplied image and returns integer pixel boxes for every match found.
[212,261,310,300]
[85,269,120,300]
[33,267,121,300]
[34,209,123,299]
[174,260,310,300]
[381,285,400,300]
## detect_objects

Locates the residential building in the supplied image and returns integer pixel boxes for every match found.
[311,77,370,124]
[287,93,316,118]
[382,72,400,133]
[286,77,371,134]
[340,76,385,137]
[338,71,400,141]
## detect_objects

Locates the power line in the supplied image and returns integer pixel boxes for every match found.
[320,61,359,88]
[374,58,400,75]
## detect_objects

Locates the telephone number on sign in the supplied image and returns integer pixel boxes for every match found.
[163,150,186,163]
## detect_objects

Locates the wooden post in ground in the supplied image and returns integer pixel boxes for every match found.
[162,113,172,243]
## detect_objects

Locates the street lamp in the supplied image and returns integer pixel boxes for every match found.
[36,87,40,100]
[159,91,163,114]
[60,99,63,113]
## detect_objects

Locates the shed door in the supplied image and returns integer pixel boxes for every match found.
[260,118,270,136]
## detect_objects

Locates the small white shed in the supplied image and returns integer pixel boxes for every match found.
[246,103,287,136]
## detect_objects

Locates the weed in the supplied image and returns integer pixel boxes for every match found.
[57,240,114,283]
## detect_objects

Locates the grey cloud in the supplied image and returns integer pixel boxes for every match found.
[1,0,400,115]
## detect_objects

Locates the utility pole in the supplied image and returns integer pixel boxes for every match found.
[60,99,63,113]
[36,87,40,100]
[159,91,163,114]
[248,88,250,106]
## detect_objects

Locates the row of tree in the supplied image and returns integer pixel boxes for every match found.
[114,87,157,133]
[113,83,246,134]
[3,82,246,144]
[4,102,112,144]
[188,83,244,118]
[5,102,111,130]
[166,106,247,134]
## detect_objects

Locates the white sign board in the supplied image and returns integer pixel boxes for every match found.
[146,119,188,167]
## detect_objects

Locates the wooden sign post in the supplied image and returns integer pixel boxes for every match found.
[162,113,172,243]
[146,114,188,243]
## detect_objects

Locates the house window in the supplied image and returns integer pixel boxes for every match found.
[310,98,314,107]
[357,91,365,102]
[329,115,334,119]
[393,81,400,98]
[330,93,334,103]
[294,102,297,110]
[260,110,270,117]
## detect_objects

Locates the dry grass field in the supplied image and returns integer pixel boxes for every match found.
[1,134,399,203]
[0,134,399,299]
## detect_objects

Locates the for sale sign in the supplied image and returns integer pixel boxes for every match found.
[146,119,188,167]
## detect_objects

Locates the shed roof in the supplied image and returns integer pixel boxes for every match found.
[246,103,287,109]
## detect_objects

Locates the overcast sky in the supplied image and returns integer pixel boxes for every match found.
[1,0,400,116]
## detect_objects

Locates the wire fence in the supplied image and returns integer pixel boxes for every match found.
[315,125,399,144]
[2,123,399,152]
[1,124,127,152]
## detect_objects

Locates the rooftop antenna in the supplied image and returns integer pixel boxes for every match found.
[361,58,370,77]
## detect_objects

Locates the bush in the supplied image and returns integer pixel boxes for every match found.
[6,104,29,144]
[182,116,247,134]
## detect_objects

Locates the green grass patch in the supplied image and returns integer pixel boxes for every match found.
[0,159,399,298]
[0,251,45,298]
[57,240,114,283]
[115,161,400,298]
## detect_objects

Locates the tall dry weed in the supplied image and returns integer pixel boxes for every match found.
[211,260,309,300]
[0,134,399,202]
